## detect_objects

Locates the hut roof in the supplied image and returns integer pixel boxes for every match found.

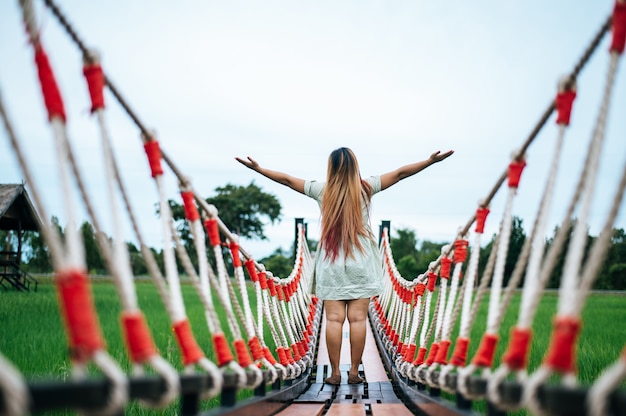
[0,184,42,231]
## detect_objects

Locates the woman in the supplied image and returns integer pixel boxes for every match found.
[236,147,453,385]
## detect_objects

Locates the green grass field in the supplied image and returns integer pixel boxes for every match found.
[0,278,624,415]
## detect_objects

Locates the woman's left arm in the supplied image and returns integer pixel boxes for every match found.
[380,150,454,190]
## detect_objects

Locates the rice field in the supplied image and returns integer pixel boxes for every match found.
[0,278,624,415]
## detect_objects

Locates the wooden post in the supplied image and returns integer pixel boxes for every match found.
[379,220,391,245]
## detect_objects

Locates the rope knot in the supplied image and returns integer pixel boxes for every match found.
[35,46,66,122]
[555,89,577,126]
[502,326,533,371]
[475,206,490,233]
[449,337,470,367]
[453,239,469,264]
[507,159,526,188]
[611,0,626,54]
[181,191,199,222]
[440,257,452,279]
[544,316,581,373]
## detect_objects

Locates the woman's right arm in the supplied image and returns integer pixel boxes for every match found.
[235,156,306,194]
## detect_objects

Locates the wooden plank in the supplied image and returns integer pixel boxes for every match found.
[325,403,366,416]
[274,403,326,416]
[371,403,415,416]
[316,308,389,382]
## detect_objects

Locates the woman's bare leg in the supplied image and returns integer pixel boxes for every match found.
[346,298,370,377]
[324,300,347,377]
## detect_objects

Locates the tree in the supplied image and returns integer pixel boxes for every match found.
[207,182,282,240]
[260,247,293,279]
[388,227,447,280]
[478,216,527,288]
[80,221,105,274]
[416,240,446,275]
[545,219,594,289]
[166,182,282,276]
[596,228,626,290]
[22,230,51,272]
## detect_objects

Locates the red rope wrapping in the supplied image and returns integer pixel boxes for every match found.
[611,0,626,53]
[245,259,259,282]
[472,333,499,368]
[234,339,252,367]
[213,333,234,367]
[413,347,427,366]
[258,271,268,290]
[248,336,264,361]
[277,347,289,366]
[453,239,469,264]
[56,268,104,363]
[425,343,440,366]
[544,316,581,373]
[475,206,490,233]
[181,191,199,222]
[449,337,470,367]
[285,347,295,364]
[555,90,577,126]
[507,159,526,188]
[276,284,285,301]
[415,283,426,297]
[440,257,452,279]
[267,278,277,297]
[434,339,451,365]
[427,271,437,292]
[502,326,533,370]
[143,140,163,178]
[403,343,417,362]
[121,312,158,363]
[205,218,221,247]
[82,63,105,113]
[173,319,204,366]
[393,331,400,348]
[291,343,302,361]
[263,346,278,365]
[229,241,242,268]
[34,47,66,121]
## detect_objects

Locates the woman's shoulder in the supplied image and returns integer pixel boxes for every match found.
[304,180,325,199]
[364,175,382,193]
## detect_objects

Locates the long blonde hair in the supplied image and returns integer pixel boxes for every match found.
[320,147,373,262]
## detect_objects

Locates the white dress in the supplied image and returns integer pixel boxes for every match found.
[304,176,384,300]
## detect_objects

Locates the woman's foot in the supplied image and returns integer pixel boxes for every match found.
[347,372,364,384]
[324,374,342,385]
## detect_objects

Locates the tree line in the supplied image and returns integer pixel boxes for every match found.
[2,181,625,290]
[389,216,626,291]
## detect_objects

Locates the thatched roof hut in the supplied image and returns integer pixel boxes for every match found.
[0,183,41,232]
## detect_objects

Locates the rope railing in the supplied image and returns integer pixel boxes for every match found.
[1,1,323,414]
[1,1,625,415]
[370,2,626,415]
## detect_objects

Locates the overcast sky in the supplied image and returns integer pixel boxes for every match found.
[1,1,625,261]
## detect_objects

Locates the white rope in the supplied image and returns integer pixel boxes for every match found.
[588,350,626,416]
[487,185,516,334]
[460,230,483,337]
[525,50,622,416]
[0,353,28,416]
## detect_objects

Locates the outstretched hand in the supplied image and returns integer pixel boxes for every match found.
[429,150,454,164]
[235,156,259,171]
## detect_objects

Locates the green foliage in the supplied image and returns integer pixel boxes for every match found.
[389,227,446,279]
[207,182,282,240]
[80,221,105,274]
[260,247,293,278]
[478,216,527,288]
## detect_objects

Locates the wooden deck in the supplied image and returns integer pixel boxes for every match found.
[280,306,412,415]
